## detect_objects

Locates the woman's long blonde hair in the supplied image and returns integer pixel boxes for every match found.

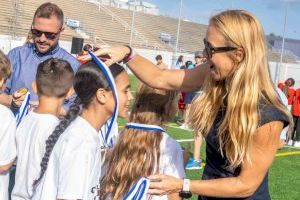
[100,84,177,200]
[189,10,292,168]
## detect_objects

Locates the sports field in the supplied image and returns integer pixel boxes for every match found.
[119,75,300,200]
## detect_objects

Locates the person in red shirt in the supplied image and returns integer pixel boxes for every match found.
[177,92,186,122]
[283,78,296,109]
[278,78,297,146]
[292,88,300,147]
[277,81,285,91]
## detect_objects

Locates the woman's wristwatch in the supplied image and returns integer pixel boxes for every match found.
[179,179,192,199]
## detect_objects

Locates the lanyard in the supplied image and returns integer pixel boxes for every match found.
[16,92,30,126]
[123,177,149,200]
[89,52,119,147]
[126,122,165,132]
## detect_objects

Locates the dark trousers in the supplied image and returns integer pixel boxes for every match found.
[292,116,300,141]
[8,166,16,200]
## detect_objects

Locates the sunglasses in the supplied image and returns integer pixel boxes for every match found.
[203,38,237,59]
[31,28,61,40]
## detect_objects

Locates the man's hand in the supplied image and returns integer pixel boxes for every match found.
[11,89,28,107]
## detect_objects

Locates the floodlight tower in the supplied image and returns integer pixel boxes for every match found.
[173,0,183,68]
[129,0,137,46]
[280,2,288,80]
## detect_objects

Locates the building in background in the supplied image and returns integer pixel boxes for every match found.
[267,35,300,62]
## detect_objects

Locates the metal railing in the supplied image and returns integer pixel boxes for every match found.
[271,47,300,61]
[83,0,163,50]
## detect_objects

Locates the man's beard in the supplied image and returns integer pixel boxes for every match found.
[35,40,58,54]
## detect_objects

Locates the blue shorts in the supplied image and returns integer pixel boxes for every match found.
[184,92,197,104]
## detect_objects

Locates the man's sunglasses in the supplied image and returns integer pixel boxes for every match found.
[31,28,61,40]
[203,38,237,59]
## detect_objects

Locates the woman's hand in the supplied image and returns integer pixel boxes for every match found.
[147,174,183,196]
[77,46,130,66]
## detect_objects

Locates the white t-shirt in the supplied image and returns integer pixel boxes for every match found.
[0,104,17,200]
[32,116,102,200]
[12,112,59,200]
[151,132,185,200]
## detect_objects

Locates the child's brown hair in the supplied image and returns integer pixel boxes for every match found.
[0,50,12,81]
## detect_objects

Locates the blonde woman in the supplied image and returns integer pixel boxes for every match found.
[78,10,291,200]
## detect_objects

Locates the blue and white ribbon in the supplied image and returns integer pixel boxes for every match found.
[126,122,165,132]
[123,177,149,200]
[16,92,30,126]
[89,52,119,147]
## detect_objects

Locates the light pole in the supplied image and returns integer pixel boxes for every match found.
[129,0,137,47]
[173,0,183,68]
[279,2,288,81]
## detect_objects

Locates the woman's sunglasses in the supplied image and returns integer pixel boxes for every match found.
[31,28,61,40]
[204,39,237,59]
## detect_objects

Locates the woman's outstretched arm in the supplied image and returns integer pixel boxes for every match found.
[77,46,210,92]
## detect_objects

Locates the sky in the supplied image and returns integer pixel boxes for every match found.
[144,0,300,40]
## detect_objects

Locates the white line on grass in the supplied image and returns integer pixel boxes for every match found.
[176,139,194,142]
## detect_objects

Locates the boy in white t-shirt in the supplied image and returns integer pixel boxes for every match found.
[0,50,17,200]
[31,61,132,200]
[11,58,74,200]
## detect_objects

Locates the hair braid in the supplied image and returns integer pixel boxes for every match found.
[32,98,81,188]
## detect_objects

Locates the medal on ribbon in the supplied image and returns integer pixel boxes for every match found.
[89,52,119,148]
[16,92,30,126]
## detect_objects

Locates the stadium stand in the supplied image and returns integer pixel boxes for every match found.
[0,0,81,41]
[0,0,206,52]
[0,0,296,62]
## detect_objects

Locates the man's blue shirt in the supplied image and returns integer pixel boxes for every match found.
[6,43,80,101]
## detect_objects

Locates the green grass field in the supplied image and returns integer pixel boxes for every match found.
[121,75,300,200]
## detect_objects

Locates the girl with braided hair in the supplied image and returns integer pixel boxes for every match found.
[32,61,133,200]
[100,84,184,200]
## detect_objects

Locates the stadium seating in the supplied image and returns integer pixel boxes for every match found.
[0,0,296,62]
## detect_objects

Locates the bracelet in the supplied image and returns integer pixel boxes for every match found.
[122,45,136,64]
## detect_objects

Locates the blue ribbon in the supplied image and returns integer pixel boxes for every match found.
[16,92,30,126]
[123,177,149,200]
[88,52,119,147]
[126,122,165,132]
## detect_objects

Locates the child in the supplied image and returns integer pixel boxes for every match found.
[101,84,185,200]
[0,50,17,200]
[11,58,74,200]
[32,60,132,200]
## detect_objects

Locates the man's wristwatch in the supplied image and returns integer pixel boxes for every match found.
[179,179,192,199]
